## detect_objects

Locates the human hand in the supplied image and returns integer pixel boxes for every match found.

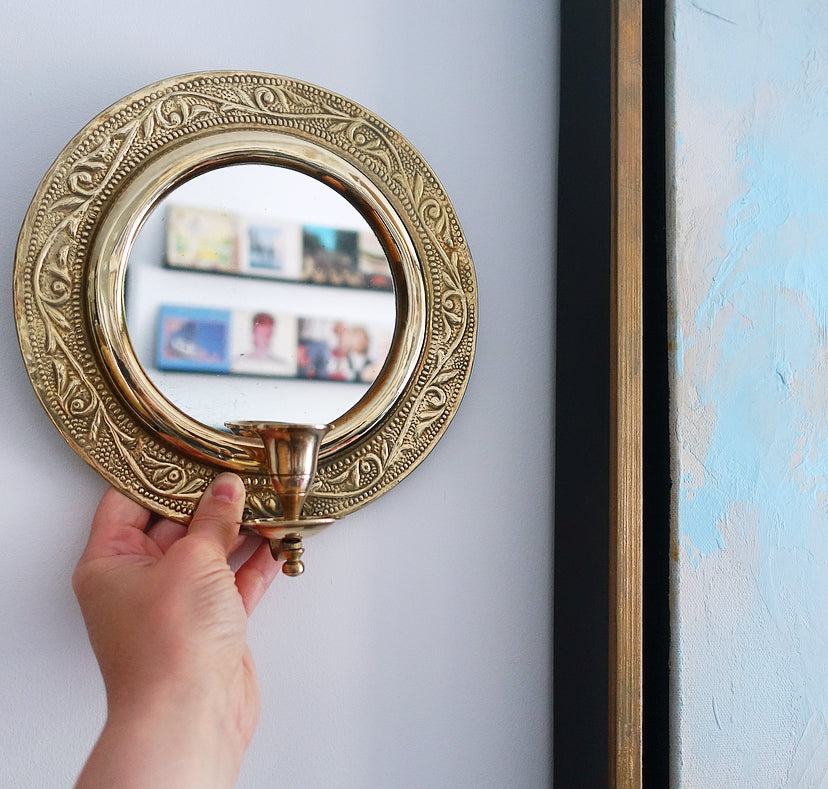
[72,473,281,789]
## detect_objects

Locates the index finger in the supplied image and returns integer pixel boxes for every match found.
[82,486,154,560]
[235,540,282,615]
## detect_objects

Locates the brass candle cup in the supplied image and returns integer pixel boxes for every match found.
[225,421,334,576]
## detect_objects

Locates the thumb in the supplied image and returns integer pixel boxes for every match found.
[187,473,246,556]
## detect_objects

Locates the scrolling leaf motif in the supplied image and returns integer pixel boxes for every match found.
[313,175,470,502]
[300,124,471,503]
[29,91,245,504]
[244,490,281,522]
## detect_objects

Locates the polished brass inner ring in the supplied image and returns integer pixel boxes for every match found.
[89,131,426,471]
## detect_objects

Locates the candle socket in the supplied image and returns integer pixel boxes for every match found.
[225,421,334,576]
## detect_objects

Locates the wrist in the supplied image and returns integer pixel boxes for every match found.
[77,678,247,789]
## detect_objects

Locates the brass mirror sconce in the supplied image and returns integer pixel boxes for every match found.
[14,72,477,575]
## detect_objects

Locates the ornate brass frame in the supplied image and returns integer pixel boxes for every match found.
[14,71,477,525]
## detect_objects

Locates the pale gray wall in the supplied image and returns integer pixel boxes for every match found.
[0,2,556,786]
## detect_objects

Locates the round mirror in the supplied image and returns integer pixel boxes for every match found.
[125,164,396,429]
[14,71,477,525]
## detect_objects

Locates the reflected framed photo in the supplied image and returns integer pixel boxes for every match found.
[358,230,393,291]
[296,317,393,383]
[230,310,298,378]
[155,305,232,373]
[301,225,362,287]
[245,221,303,280]
[166,204,240,273]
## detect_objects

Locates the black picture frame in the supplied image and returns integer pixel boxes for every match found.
[555,1,668,786]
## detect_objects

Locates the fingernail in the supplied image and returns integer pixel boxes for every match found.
[210,473,242,503]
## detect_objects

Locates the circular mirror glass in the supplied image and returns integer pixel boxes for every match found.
[125,164,396,430]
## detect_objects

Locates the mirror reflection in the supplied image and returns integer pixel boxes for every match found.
[125,165,396,429]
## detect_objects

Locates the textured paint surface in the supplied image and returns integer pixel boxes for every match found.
[670,0,828,785]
